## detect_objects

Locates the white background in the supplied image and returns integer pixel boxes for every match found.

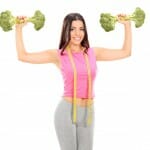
[0,0,150,150]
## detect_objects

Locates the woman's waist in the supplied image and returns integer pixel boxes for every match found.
[63,91,95,99]
[63,96,94,107]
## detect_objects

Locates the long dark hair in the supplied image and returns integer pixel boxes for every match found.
[59,13,90,55]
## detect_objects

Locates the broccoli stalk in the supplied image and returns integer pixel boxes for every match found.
[0,10,45,32]
[100,7,146,32]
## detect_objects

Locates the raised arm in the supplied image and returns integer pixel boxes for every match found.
[93,15,132,61]
[15,19,59,65]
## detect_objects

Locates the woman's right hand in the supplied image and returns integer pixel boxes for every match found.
[117,14,131,26]
[15,16,27,29]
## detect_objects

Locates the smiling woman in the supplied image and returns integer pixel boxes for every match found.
[14,11,132,150]
[69,20,85,48]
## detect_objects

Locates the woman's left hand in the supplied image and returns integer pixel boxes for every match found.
[117,14,131,25]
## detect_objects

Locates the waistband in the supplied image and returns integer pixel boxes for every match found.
[63,96,94,107]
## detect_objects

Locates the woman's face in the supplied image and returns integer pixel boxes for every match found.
[69,20,85,46]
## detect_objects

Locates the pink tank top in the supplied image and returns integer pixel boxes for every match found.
[58,48,97,98]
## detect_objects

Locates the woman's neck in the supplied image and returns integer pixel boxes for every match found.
[69,45,83,52]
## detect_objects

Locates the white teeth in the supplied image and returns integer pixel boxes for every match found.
[74,37,80,40]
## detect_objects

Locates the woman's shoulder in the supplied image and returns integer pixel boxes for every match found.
[87,47,95,54]
[87,47,97,59]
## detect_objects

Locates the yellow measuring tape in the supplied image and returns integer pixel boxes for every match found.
[67,47,92,125]
[67,48,77,123]
[84,53,93,125]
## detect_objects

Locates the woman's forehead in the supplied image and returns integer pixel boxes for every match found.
[71,20,84,27]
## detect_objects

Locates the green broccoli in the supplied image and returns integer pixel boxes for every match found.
[99,7,146,32]
[100,13,117,32]
[0,10,45,32]
[27,10,45,30]
[126,7,145,28]
[0,10,16,31]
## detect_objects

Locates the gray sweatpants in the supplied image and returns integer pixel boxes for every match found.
[54,99,94,150]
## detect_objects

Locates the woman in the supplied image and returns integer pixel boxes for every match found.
[15,13,131,150]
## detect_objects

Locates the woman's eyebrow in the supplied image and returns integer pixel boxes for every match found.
[71,26,84,28]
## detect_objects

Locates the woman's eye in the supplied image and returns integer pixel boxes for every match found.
[70,28,84,31]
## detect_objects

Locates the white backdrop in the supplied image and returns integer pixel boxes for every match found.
[0,0,150,150]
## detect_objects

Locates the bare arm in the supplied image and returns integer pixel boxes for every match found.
[94,16,132,61]
[15,22,59,65]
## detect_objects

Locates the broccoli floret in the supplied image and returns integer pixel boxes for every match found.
[99,7,146,32]
[27,10,45,31]
[100,13,117,32]
[0,10,45,32]
[127,7,145,28]
[0,10,16,31]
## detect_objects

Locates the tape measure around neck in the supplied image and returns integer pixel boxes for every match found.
[67,48,92,125]
[67,49,77,123]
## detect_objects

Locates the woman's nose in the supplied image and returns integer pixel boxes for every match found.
[74,29,80,35]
